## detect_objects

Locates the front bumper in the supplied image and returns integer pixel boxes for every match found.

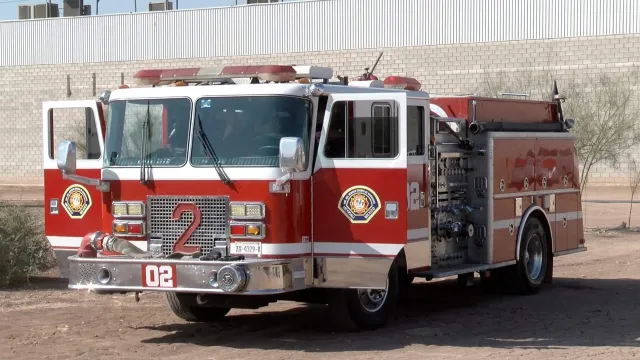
[68,255,309,295]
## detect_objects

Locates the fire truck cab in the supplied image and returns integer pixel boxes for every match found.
[42,64,585,331]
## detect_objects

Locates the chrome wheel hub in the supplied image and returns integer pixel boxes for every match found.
[357,279,389,313]
[525,234,543,280]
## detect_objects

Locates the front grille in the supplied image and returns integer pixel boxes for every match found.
[147,195,229,257]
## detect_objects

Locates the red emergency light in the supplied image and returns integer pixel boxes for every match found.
[133,65,298,86]
[383,76,422,91]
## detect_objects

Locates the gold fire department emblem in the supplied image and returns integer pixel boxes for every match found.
[61,184,92,219]
[338,185,381,224]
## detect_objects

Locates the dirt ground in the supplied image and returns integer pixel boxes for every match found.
[3,187,640,359]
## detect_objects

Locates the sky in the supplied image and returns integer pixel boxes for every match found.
[0,0,290,21]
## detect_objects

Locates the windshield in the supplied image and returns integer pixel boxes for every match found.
[191,96,312,167]
[104,98,192,167]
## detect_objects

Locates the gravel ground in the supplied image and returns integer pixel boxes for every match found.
[1,229,640,360]
[2,186,640,359]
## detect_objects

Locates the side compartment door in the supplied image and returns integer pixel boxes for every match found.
[405,100,431,271]
[43,101,106,262]
[312,92,407,289]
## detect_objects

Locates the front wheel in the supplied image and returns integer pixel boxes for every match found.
[328,261,400,331]
[165,293,231,322]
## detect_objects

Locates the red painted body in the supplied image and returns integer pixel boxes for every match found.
[491,137,583,263]
[44,168,104,249]
[102,179,312,258]
[430,96,558,124]
[312,168,407,255]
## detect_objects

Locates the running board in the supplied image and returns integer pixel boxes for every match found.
[411,261,517,280]
[554,247,587,257]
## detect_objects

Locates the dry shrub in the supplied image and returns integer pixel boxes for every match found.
[0,202,56,287]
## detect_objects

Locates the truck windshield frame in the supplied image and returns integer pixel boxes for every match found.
[103,97,193,168]
[190,95,313,169]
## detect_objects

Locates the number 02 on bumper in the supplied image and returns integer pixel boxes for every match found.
[141,264,177,288]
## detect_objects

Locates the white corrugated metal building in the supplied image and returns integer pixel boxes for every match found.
[0,0,638,186]
[0,0,638,67]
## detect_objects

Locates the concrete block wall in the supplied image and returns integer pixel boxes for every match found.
[1,33,639,186]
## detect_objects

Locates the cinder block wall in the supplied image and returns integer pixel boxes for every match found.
[1,33,639,186]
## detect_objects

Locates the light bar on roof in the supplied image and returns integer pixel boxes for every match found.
[133,65,300,85]
[292,66,333,80]
[219,65,297,82]
[348,80,385,88]
[383,76,422,91]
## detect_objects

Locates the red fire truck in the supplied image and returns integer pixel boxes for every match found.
[42,64,585,331]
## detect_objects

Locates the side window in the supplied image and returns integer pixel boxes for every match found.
[407,105,425,156]
[49,107,100,160]
[323,100,398,159]
[323,101,348,158]
[372,104,393,156]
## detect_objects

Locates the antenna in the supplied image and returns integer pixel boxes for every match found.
[359,51,384,80]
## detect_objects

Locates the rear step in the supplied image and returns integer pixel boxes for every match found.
[411,261,517,280]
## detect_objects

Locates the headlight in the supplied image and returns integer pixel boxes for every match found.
[229,202,264,219]
[112,203,128,217]
[230,203,246,217]
[112,201,145,218]
[245,204,263,218]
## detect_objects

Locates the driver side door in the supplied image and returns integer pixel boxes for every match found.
[43,100,106,277]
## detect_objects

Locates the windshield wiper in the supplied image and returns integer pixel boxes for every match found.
[140,101,151,184]
[196,114,232,185]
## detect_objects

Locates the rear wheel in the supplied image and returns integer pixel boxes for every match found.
[505,217,549,294]
[329,260,399,331]
[166,293,231,322]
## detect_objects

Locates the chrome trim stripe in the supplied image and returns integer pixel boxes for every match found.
[68,284,296,295]
[489,132,577,140]
[494,188,579,199]
[493,211,582,230]
[487,135,494,264]
[407,227,429,240]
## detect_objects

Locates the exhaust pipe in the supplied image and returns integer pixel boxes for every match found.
[468,120,567,134]
[469,121,483,134]
[102,235,154,258]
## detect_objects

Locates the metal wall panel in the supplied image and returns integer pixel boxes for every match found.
[0,0,638,67]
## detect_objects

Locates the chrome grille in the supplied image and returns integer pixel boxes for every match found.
[147,195,229,257]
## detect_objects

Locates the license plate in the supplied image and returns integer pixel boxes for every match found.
[141,264,177,288]
[233,242,261,255]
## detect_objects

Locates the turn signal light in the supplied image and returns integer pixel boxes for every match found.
[113,221,127,233]
[112,221,145,237]
[246,225,260,236]
[229,222,265,239]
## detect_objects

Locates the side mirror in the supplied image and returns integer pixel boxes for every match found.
[279,137,306,173]
[565,118,576,130]
[56,140,77,175]
[98,89,111,105]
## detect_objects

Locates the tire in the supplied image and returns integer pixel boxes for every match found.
[505,217,549,295]
[398,272,414,303]
[328,260,400,332]
[165,293,231,322]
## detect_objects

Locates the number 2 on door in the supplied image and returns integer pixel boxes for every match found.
[142,264,177,288]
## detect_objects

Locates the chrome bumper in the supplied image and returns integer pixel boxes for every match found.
[67,255,309,295]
